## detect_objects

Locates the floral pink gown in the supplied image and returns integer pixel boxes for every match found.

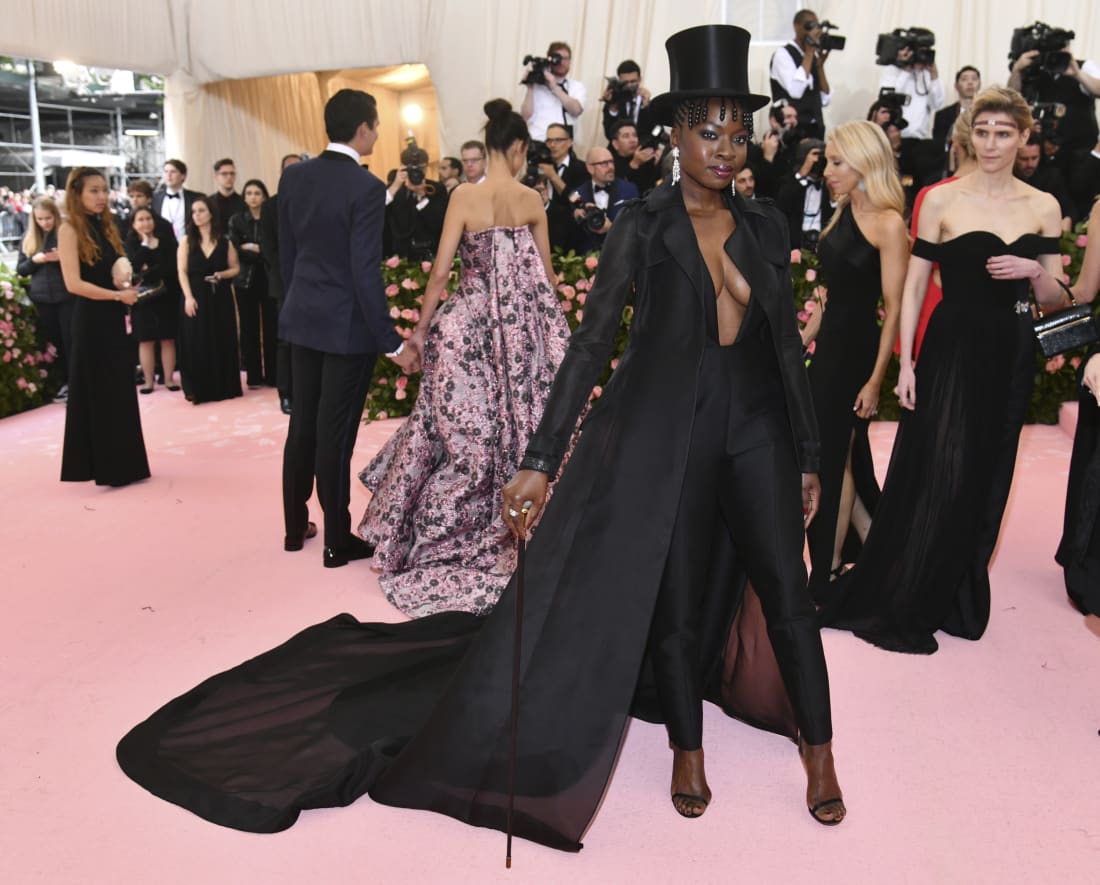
[358,226,570,616]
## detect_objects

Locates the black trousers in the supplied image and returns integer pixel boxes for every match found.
[35,298,75,385]
[237,281,277,386]
[282,344,376,548]
[649,341,832,749]
[275,295,292,400]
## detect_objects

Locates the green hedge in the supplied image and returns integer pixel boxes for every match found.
[0,264,60,419]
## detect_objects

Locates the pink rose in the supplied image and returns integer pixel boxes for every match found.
[39,368,47,378]
[804,300,817,315]
[3,338,12,348]
[385,255,401,268]
[376,411,389,420]
[1070,356,1082,369]
[1077,235,1088,248]
[2,352,10,363]
[395,376,408,389]
[575,309,584,322]
[421,261,433,273]
[10,348,20,359]
[577,292,587,305]
[610,358,620,370]
[559,284,576,300]
[395,388,407,401]
[805,268,817,282]
[385,284,400,297]
[400,278,419,290]
[592,386,603,398]
[377,376,388,386]
[1045,355,1065,374]
[27,382,36,394]
[410,309,420,322]
[584,256,599,271]
[16,376,26,389]
[790,249,802,265]
[389,306,400,319]
[797,311,809,323]
[1061,254,1072,267]
[575,279,590,291]
[400,308,415,320]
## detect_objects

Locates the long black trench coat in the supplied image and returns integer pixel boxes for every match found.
[370,182,820,849]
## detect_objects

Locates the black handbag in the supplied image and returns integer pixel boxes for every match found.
[1032,282,1099,358]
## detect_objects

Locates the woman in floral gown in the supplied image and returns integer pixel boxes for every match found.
[358,99,570,616]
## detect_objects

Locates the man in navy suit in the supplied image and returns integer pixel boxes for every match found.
[569,146,639,253]
[279,89,419,568]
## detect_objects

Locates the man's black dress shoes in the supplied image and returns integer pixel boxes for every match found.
[280,397,292,415]
[284,521,318,552]
[323,535,375,568]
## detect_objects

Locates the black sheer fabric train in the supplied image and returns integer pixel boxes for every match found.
[818,232,1060,653]
[117,187,814,851]
[1057,337,1100,616]
[806,206,883,596]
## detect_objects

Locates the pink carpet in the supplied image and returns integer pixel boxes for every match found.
[1,388,1097,885]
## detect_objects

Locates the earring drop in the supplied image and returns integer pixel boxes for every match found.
[858,179,867,192]
[671,147,680,185]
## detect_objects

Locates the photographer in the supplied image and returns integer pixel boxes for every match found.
[568,147,638,253]
[775,138,833,251]
[749,100,802,198]
[534,120,589,251]
[608,119,662,195]
[868,97,919,208]
[1015,132,1074,230]
[877,31,945,141]
[769,9,833,139]
[384,144,448,261]
[600,59,654,139]
[521,41,586,141]
[1069,139,1100,224]
[1008,23,1100,155]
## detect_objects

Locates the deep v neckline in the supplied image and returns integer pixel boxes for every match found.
[200,239,219,259]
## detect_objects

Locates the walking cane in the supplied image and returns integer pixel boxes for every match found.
[505,499,533,869]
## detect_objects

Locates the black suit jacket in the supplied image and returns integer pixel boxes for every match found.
[151,188,203,236]
[932,103,960,152]
[571,178,640,253]
[775,174,834,250]
[277,150,400,356]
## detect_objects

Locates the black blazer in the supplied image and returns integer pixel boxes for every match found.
[277,150,401,356]
[570,178,640,253]
[151,188,203,233]
[775,174,834,250]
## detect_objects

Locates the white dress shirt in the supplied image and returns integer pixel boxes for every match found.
[770,43,832,106]
[879,65,946,140]
[159,189,186,240]
[526,78,587,141]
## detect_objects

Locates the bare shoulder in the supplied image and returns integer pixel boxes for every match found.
[871,208,908,243]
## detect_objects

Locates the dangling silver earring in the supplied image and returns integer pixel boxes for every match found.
[858,179,867,192]
[671,147,680,185]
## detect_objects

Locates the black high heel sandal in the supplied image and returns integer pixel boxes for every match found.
[798,736,846,826]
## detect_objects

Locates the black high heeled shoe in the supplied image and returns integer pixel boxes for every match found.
[323,535,375,568]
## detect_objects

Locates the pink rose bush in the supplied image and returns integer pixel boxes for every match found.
[0,264,61,417]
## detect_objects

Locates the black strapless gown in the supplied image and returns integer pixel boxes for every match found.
[806,206,883,596]
[818,232,1060,653]
[61,215,150,486]
[1056,336,1100,616]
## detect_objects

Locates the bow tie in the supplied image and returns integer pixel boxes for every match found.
[164,192,180,199]
[593,184,611,194]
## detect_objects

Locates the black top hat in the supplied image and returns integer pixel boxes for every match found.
[649,25,770,126]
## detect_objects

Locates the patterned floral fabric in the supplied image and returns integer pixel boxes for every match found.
[358,226,571,616]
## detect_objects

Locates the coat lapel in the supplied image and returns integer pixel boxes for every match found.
[648,183,705,302]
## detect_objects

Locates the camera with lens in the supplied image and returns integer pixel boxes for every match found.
[400,139,428,186]
[604,76,638,109]
[1030,101,1068,141]
[1009,22,1076,79]
[639,124,670,154]
[523,140,553,188]
[576,203,608,234]
[875,88,911,132]
[807,20,846,52]
[875,27,936,67]
[521,53,563,87]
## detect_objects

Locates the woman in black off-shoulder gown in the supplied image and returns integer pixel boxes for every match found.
[818,87,1068,654]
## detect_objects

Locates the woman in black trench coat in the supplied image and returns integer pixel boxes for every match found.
[497,24,844,824]
[116,26,844,850]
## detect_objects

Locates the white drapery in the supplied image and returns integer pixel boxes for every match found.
[3,1,1097,188]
